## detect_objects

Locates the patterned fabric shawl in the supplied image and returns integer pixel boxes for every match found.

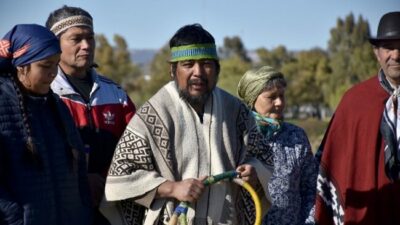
[378,70,400,181]
[101,81,269,225]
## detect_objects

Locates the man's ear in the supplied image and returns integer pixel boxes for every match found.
[373,46,380,61]
[169,64,174,78]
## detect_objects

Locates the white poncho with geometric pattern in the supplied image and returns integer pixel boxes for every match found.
[101,81,270,225]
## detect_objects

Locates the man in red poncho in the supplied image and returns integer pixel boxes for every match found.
[315,11,400,225]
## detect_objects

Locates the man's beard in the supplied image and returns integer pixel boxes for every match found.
[178,89,211,106]
[175,78,214,107]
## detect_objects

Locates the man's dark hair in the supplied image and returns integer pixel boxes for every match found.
[45,5,92,37]
[169,23,215,48]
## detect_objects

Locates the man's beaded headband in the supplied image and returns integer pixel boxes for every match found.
[50,15,93,36]
[170,43,218,62]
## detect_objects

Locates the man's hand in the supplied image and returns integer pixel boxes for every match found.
[157,176,207,203]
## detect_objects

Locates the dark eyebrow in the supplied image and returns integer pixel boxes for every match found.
[180,60,195,63]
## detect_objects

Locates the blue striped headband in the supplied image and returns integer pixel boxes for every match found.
[170,43,218,62]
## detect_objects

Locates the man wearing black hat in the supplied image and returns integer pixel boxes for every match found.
[315,12,400,225]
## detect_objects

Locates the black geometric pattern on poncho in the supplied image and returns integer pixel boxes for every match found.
[237,103,250,135]
[235,103,251,162]
[119,199,146,225]
[138,102,173,167]
[246,128,274,168]
[108,128,154,176]
[237,187,256,225]
[316,166,345,225]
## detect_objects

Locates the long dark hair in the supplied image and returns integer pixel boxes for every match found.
[9,70,75,169]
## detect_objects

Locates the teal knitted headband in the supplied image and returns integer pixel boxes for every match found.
[170,43,218,62]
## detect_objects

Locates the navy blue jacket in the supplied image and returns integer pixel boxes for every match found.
[0,76,92,225]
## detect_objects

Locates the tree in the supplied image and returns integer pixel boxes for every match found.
[282,48,330,119]
[256,45,294,70]
[326,13,377,109]
[114,35,141,84]
[95,34,115,78]
[218,55,252,96]
[219,36,251,62]
[94,34,141,85]
[148,44,172,94]
[217,36,252,95]
[128,44,172,106]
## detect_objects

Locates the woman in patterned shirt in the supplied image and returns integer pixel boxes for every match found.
[238,66,318,225]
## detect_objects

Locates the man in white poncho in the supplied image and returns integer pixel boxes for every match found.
[101,24,272,225]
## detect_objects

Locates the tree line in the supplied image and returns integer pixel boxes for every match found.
[94,13,378,119]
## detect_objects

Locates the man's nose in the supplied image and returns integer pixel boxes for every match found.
[192,62,204,76]
[80,39,91,49]
[392,48,400,61]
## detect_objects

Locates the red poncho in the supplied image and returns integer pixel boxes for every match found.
[316,76,400,225]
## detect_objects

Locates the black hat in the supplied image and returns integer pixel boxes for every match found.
[369,11,400,45]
